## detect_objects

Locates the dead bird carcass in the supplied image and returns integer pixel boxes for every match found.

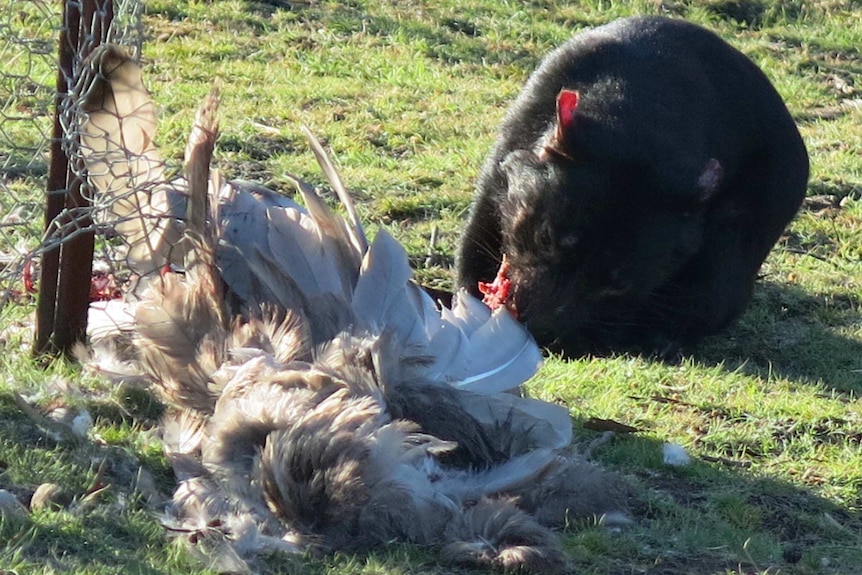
[77,45,630,572]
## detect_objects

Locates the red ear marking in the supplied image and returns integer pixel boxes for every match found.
[556,89,579,136]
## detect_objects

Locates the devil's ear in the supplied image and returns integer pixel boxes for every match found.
[554,89,580,143]
[542,89,579,160]
[697,158,723,202]
[651,156,724,206]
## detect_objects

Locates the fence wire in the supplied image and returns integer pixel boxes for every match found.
[0,0,144,313]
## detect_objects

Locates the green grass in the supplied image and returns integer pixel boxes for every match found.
[2,0,861,573]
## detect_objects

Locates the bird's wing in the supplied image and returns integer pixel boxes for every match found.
[215,180,356,342]
[78,44,185,277]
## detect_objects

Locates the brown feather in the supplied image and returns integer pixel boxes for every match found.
[184,86,219,252]
[134,239,227,412]
[79,45,185,278]
[442,498,566,572]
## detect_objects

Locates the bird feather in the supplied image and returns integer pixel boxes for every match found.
[78,45,185,278]
[300,125,368,255]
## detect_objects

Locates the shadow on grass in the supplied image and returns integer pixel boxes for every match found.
[0,391,172,506]
[239,0,543,71]
[575,280,862,573]
[568,411,862,575]
[692,281,862,395]
[1,388,858,574]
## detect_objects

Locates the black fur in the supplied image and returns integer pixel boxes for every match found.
[456,16,809,356]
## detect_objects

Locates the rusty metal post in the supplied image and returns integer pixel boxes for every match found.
[34,0,81,355]
[34,0,113,357]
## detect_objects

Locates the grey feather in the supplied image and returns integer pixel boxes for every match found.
[300,125,368,255]
[350,229,414,332]
[450,389,574,452]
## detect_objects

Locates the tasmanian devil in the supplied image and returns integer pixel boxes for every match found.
[456,15,809,357]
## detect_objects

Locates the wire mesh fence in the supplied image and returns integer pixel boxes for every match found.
[0,2,58,306]
[1,0,146,353]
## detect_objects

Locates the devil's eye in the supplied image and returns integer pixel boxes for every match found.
[537,223,552,248]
